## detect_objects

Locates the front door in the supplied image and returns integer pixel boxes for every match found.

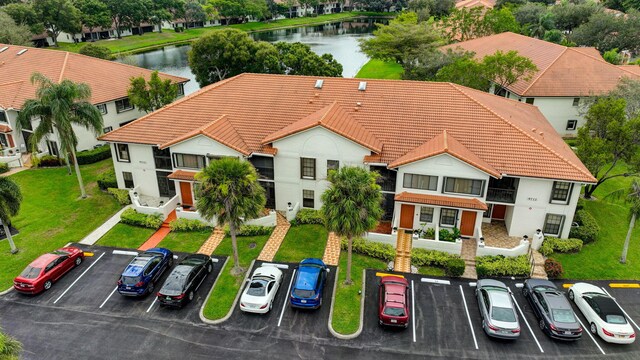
[492,204,506,220]
[460,211,477,237]
[399,204,415,229]
[180,182,193,207]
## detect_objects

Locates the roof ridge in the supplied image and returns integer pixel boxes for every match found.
[443,129,448,151]
[318,101,339,124]
[448,83,594,180]
[567,48,640,78]
[58,51,70,83]
[206,114,250,153]
[519,46,568,96]
[0,80,25,87]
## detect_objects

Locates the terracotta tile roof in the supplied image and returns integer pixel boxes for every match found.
[389,130,500,177]
[364,153,383,164]
[100,73,596,183]
[0,124,11,133]
[395,191,488,211]
[619,65,640,76]
[0,44,188,110]
[160,114,250,155]
[456,0,495,9]
[442,32,639,97]
[167,170,198,181]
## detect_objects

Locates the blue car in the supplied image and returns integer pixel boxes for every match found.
[118,248,174,297]
[290,258,328,309]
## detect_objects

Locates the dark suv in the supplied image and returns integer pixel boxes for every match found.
[118,248,174,297]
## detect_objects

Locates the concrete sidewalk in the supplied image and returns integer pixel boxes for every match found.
[79,205,130,245]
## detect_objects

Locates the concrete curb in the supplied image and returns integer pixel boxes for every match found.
[0,286,13,296]
[199,258,255,325]
[327,268,366,340]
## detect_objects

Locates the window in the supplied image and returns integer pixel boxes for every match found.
[444,177,484,196]
[173,153,206,169]
[572,98,580,107]
[483,203,493,218]
[115,98,133,113]
[440,208,458,227]
[543,214,565,236]
[372,165,397,192]
[103,126,113,133]
[96,104,107,115]
[153,146,172,170]
[177,83,185,96]
[303,189,314,208]
[0,134,7,147]
[525,98,535,105]
[300,158,316,179]
[420,207,434,223]
[566,120,577,131]
[403,173,438,191]
[550,181,572,203]
[123,172,134,188]
[46,140,59,157]
[193,182,201,201]
[327,160,339,175]
[249,156,274,180]
[0,110,7,123]
[119,120,134,127]
[116,143,130,162]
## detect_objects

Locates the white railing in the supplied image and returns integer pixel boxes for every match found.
[364,232,396,246]
[0,147,19,157]
[245,210,277,227]
[476,237,531,257]
[129,187,179,220]
[413,238,462,256]
[286,202,301,222]
[176,207,217,226]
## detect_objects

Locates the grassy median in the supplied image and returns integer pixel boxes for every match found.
[159,229,212,253]
[96,223,154,249]
[273,224,328,263]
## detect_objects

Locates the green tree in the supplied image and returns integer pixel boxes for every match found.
[624,0,640,11]
[321,166,382,285]
[435,57,491,91]
[576,98,640,199]
[127,70,179,113]
[195,158,266,275]
[570,11,623,51]
[403,48,473,81]
[32,0,82,46]
[103,0,150,38]
[149,0,182,33]
[1,2,43,34]
[482,50,537,94]
[543,29,564,43]
[603,48,622,65]
[483,7,521,34]
[550,1,601,32]
[0,11,32,45]
[74,0,112,36]
[276,42,342,77]
[527,12,555,38]
[79,43,111,59]
[0,177,22,254]
[0,328,22,359]
[16,73,104,199]
[442,6,487,41]
[607,180,640,264]
[182,0,207,27]
[513,2,547,27]
[608,78,640,118]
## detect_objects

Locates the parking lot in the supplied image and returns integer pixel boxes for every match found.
[4,244,224,325]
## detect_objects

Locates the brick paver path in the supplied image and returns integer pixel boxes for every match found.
[322,232,341,266]
[531,249,548,279]
[197,227,225,255]
[257,213,291,261]
[461,238,478,279]
[138,210,176,251]
[393,230,412,273]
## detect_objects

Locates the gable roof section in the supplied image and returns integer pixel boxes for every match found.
[442,32,639,97]
[389,130,500,177]
[619,65,640,76]
[0,44,188,109]
[262,101,383,153]
[160,114,250,155]
[395,192,488,211]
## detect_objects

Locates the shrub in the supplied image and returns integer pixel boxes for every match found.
[420,227,436,239]
[569,209,599,244]
[107,188,131,205]
[445,258,466,277]
[475,255,530,278]
[342,237,396,262]
[411,247,459,267]
[37,155,66,167]
[97,169,117,190]
[120,208,163,229]
[79,43,112,59]
[0,163,8,174]
[225,224,273,236]
[544,258,563,279]
[170,218,212,232]
[438,227,460,242]
[539,237,583,257]
[76,145,111,165]
[291,208,324,225]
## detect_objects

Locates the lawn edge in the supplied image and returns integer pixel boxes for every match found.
[0,286,13,295]
[328,267,365,339]
[199,258,254,324]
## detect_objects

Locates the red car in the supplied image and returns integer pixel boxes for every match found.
[378,276,410,328]
[13,247,85,294]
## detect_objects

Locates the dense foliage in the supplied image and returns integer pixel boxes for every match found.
[224,224,273,236]
[79,43,112,59]
[97,168,117,190]
[569,209,600,243]
[76,144,112,165]
[539,237,583,257]
[475,255,530,277]
[291,208,324,225]
[107,187,131,205]
[120,208,163,229]
[544,258,563,279]
[170,217,212,231]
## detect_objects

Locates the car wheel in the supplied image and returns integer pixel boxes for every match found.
[522,287,529,298]
[169,258,174,267]
[75,257,83,266]
[590,323,597,335]
[378,320,383,326]
[404,323,409,329]
[188,291,194,302]
[568,290,575,302]
[539,319,545,331]
[207,264,212,273]
[43,280,52,291]
[269,301,273,311]
[147,282,154,295]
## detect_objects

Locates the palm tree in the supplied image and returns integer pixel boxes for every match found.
[16,73,103,199]
[607,180,640,264]
[0,176,22,254]
[321,166,382,285]
[195,158,266,275]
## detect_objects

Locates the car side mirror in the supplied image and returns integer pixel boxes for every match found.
[326,269,330,273]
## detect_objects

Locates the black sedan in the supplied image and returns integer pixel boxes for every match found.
[157,254,214,308]
[522,279,582,340]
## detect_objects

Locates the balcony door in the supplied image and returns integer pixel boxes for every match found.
[492,205,506,220]
[156,171,176,198]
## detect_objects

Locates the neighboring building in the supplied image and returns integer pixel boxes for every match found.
[455,0,496,9]
[0,44,188,163]
[443,32,640,137]
[34,23,158,46]
[100,74,595,241]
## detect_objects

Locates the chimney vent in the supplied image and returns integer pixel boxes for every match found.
[0,47,8,53]
[17,49,27,55]
[314,79,324,89]
[358,81,367,91]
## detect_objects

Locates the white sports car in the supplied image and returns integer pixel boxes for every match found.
[569,282,636,344]
[240,265,283,314]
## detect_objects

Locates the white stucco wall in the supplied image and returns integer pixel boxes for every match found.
[507,94,583,137]
[111,143,160,197]
[170,135,243,161]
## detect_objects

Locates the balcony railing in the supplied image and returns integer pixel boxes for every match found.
[486,187,517,203]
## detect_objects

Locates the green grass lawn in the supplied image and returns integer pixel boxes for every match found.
[1,160,121,289]
[202,234,270,320]
[332,252,386,335]
[96,223,154,249]
[355,59,404,80]
[418,266,446,276]
[158,230,211,253]
[273,224,328,263]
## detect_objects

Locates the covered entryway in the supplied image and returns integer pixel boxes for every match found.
[460,211,477,238]
[491,204,506,220]
[179,182,193,207]
[399,204,414,229]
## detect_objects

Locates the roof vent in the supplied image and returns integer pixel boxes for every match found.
[0,47,8,53]
[17,49,27,55]
[531,128,537,133]
[358,81,367,91]
[314,79,324,89]
[356,102,362,107]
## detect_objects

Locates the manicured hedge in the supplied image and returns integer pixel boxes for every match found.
[37,155,66,167]
[170,218,212,232]
[569,209,599,244]
[342,237,396,262]
[107,188,131,205]
[445,258,466,277]
[76,145,112,165]
[98,169,117,190]
[475,255,530,278]
[290,208,324,226]
[544,258,563,279]
[0,163,8,174]
[225,224,273,236]
[411,247,459,267]
[120,208,163,229]
[539,237,583,257]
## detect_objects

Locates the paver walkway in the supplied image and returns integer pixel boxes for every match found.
[138,210,176,251]
[531,249,548,280]
[79,205,131,245]
[393,230,412,273]
[322,232,341,266]
[257,213,290,261]
[197,227,225,255]
[461,238,478,279]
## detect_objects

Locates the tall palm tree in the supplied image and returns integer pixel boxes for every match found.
[321,166,382,285]
[0,176,22,254]
[196,158,266,275]
[16,73,103,199]
[608,180,640,264]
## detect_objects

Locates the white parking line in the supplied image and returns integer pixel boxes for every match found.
[146,297,158,313]
[53,252,105,304]
[420,278,450,285]
[509,288,544,353]
[574,312,606,355]
[99,286,118,308]
[262,263,290,270]
[278,269,296,327]
[601,287,640,332]
[459,285,478,350]
[411,280,416,343]
[112,250,138,256]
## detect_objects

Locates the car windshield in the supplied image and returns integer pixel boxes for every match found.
[293,289,315,298]
[491,307,517,322]
[122,276,140,285]
[162,271,188,292]
[19,266,42,279]
[551,309,576,323]
[383,306,405,317]
[606,315,627,324]
[247,279,268,297]
[51,250,70,256]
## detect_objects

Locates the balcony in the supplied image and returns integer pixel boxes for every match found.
[486,188,517,203]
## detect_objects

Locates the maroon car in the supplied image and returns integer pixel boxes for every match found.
[13,247,85,294]
[378,276,410,328]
